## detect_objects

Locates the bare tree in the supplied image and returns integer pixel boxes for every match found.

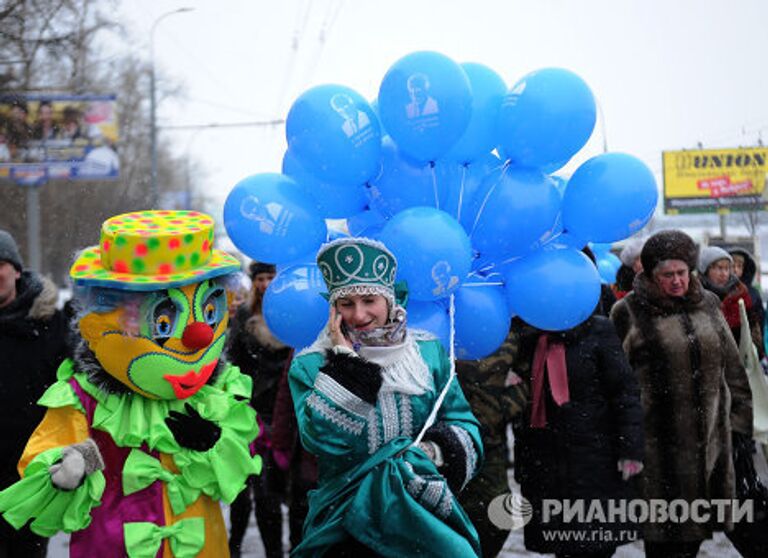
[0,0,192,284]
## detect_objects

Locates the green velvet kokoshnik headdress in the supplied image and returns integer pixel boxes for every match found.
[317,237,401,309]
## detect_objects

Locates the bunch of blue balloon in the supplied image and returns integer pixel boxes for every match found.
[223,49,659,355]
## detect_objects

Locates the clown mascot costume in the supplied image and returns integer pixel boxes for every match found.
[0,211,261,557]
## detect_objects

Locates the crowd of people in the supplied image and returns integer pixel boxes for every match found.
[1,224,767,557]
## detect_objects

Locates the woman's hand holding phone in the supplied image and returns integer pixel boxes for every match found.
[328,306,353,349]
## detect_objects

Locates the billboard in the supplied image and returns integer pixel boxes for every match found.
[662,147,768,213]
[0,93,119,183]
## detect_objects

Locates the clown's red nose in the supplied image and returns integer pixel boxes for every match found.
[182,322,214,350]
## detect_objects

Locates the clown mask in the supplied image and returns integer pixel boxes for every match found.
[79,279,231,400]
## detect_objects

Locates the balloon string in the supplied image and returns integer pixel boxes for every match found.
[469,160,510,240]
[430,163,440,210]
[413,293,456,447]
[456,164,468,223]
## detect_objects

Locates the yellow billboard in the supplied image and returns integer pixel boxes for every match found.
[662,147,768,213]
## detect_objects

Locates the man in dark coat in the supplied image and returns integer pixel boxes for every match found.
[611,230,753,558]
[0,229,71,557]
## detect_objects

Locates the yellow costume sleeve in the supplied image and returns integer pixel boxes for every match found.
[18,406,90,476]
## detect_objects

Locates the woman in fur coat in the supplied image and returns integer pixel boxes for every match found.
[610,230,753,558]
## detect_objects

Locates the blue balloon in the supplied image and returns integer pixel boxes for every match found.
[589,242,614,258]
[286,84,382,186]
[347,206,387,238]
[224,173,327,264]
[407,299,450,350]
[454,282,510,359]
[471,166,562,259]
[439,153,505,234]
[550,174,568,198]
[497,68,596,170]
[282,149,368,218]
[505,247,601,331]
[379,207,472,301]
[597,254,621,284]
[368,138,438,218]
[562,152,658,243]
[444,63,507,164]
[378,51,472,163]
[263,263,328,348]
[545,229,587,251]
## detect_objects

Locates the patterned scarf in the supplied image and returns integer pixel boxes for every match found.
[345,306,407,350]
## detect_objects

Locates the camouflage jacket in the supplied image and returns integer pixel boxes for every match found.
[456,327,528,454]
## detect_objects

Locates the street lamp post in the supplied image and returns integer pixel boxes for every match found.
[150,7,194,209]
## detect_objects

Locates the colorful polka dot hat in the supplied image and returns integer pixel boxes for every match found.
[70,210,240,291]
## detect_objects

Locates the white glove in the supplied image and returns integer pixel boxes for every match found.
[49,439,104,490]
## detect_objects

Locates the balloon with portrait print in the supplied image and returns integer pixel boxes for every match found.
[505,246,601,331]
[378,51,472,163]
[379,207,472,301]
[470,166,562,260]
[224,173,327,264]
[562,152,658,243]
[444,62,507,164]
[406,299,450,350]
[282,149,368,218]
[286,84,381,186]
[497,68,596,170]
[454,281,510,359]
[263,263,328,348]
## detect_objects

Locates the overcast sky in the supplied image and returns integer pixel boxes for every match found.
[116,0,768,232]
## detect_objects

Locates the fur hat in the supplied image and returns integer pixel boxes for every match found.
[698,246,732,275]
[0,229,23,272]
[619,237,645,267]
[641,230,698,276]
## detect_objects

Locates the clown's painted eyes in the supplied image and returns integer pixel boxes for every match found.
[152,298,179,346]
[201,287,225,327]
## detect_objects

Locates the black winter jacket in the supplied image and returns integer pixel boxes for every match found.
[0,272,71,490]
[512,316,644,553]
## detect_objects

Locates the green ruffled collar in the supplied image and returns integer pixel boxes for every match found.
[41,359,261,502]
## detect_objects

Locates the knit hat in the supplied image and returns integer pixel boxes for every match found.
[0,229,23,272]
[316,237,397,309]
[698,246,733,275]
[641,230,698,276]
[619,237,645,267]
[249,261,276,279]
[69,210,240,291]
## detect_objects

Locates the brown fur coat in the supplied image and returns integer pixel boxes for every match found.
[611,273,753,542]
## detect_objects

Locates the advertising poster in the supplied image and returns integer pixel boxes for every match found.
[0,93,119,183]
[662,146,768,213]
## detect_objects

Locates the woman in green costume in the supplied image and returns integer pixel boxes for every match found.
[288,237,483,557]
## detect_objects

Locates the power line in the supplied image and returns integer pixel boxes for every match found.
[160,119,285,131]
